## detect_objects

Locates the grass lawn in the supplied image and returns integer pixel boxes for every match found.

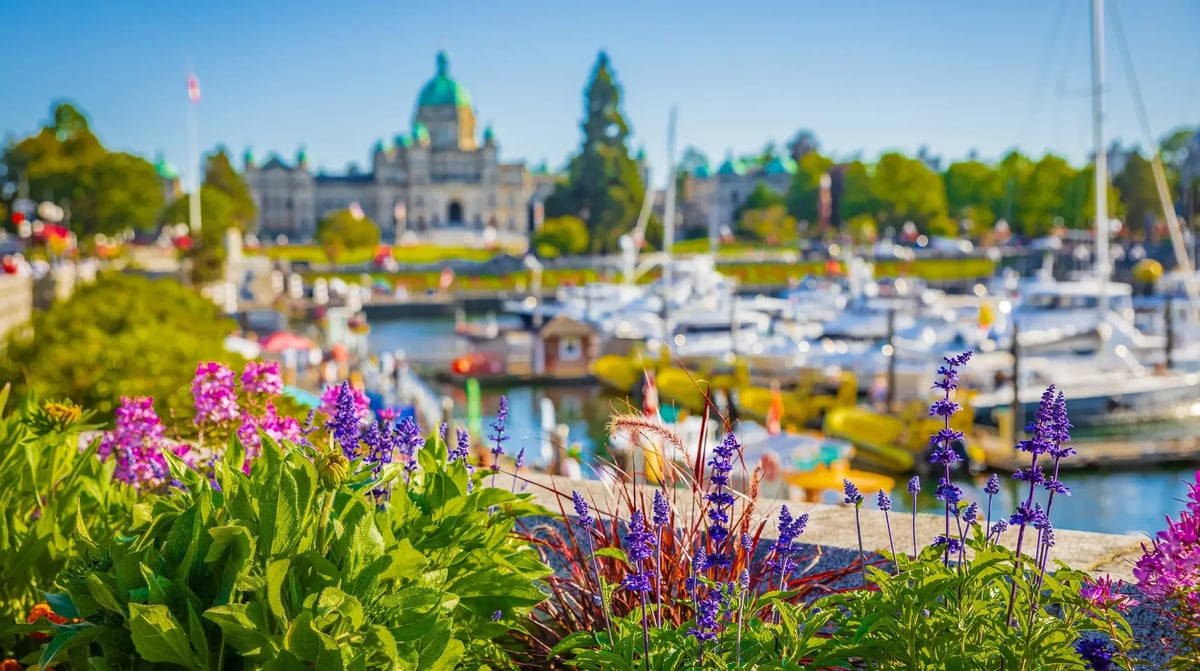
[254,243,522,265]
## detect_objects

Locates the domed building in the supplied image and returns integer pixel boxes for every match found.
[244,51,550,242]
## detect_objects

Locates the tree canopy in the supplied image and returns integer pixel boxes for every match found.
[317,207,380,266]
[786,152,834,224]
[738,205,797,245]
[204,147,257,231]
[1,102,163,235]
[544,52,647,253]
[531,215,589,259]
[164,185,237,283]
[0,273,238,421]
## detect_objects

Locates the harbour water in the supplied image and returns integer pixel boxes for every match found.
[368,316,1199,537]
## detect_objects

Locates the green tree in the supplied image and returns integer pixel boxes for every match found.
[845,213,877,243]
[869,152,948,229]
[0,273,238,421]
[1113,151,1161,238]
[317,207,381,266]
[1013,154,1076,236]
[204,147,257,230]
[838,160,878,223]
[76,151,164,235]
[1063,165,1122,230]
[2,102,162,235]
[544,52,647,253]
[531,215,589,258]
[786,152,834,224]
[943,160,1003,228]
[678,147,710,175]
[736,181,785,221]
[993,150,1034,225]
[738,205,796,244]
[164,185,238,283]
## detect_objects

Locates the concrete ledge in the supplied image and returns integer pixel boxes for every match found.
[521,472,1147,581]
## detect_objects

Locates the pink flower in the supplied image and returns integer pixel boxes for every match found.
[319,383,370,422]
[99,396,171,491]
[1080,575,1139,613]
[241,360,284,397]
[191,362,239,426]
[1134,470,1200,601]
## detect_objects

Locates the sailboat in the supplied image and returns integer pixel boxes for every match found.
[969,0,1200,427]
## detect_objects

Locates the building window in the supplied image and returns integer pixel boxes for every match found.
[558,337,583,362]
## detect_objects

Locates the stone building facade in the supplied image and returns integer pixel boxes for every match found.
[682,153,798,238]
[243,52,550,242]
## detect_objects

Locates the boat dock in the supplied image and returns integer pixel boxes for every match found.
[976,427,1200,472]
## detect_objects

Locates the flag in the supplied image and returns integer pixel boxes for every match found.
[642,370,659,419]
[187,74,201,103]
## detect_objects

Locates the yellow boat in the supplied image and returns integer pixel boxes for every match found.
[822,393,984,474]
[784,462,896,502]
[737,370,858,428]
[592,353,645,393]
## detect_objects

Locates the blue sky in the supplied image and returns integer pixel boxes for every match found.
[2,0,1198,190]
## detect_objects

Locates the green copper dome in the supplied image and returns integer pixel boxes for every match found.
[395,133,413,148]
[243,147,255,168]
[417,51,472,109]
[154,153,178,180]
[693,163,713,178]
[412,122,430,145]
[716,155,745,176]
[764,156,798,175]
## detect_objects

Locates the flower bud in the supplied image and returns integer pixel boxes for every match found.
[317,450,350,489]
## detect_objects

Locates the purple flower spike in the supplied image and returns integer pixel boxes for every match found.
[687,590,721,642]
[571,490,594,528]
[876,489,891,511]
[984,473,1000,495]
[488,396,509,482]
[703,432,741,570]
[652,489,670,527]
[842,479,863,506]
[1074,637,1116,671]
[907,476,921,495]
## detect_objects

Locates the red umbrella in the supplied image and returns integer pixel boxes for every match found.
[261,331,314,353]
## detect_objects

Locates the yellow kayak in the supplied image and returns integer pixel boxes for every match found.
[823,403,984,473]
[656,367,709,414]
[592,354,643,393]
[784,462,896,495]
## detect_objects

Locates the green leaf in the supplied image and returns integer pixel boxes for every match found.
[43,591,81,619]
[204,524,255,604]
[128,603,198,669]
[266,557,291,623]
[590,547,629,565]
[205,602,278,658]
[37,624,102,668]
[85,574,125,616]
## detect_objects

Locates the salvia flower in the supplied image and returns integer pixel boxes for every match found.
[1074,637,1116,671]
[652,489,670,527]
[326,382,365,459]
[191,362,239,426]
[450,428,475,491]
[396,416,424,475]
[491,610,502,622]
[934,478,962,508]
[842,479,863,506]
[687,590,721,642]
[704,432,741,570]
[932,535,963,556]
[984,473,1000,495]
[572,490,594,528]
[740,532,752,554]
[908,476,921,495]
[990,519,1009,539]
[488,396,509,481]
[622,510,656,593]
[319,382,370,423]
[240,360,283,397]
[768,506,809,582]
[962,502,978,527]
[876,489,891,511]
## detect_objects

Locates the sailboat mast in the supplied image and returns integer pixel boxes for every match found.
[1091,0,1109,313]
[662,107,678,288]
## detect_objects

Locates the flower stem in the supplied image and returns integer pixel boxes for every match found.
[854,506,866,588]
[585,534,613,644]
[655,527,664,628]
[911,493,918,557]
[639,591,650,671]
[884,510,898,575]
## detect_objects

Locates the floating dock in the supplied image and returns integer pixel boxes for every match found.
[976,428,1200,472]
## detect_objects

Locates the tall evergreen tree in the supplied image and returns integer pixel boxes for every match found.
[545,52,647,253]
[204,147,257,231]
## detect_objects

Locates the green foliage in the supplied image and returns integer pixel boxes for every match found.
[845,213,878,243]
[317,208,381,266]
[2,102,163,235]
[737,205,797,245]
[203,148,257,232]
[38,429,550,670]
[163,185,238,283]
[838,160,879,223]
[735,182,785,222]
[0,273,238,420]
[532,215,590,258]
[785,152,834,223]
[545,53,648,253]
[0,391,136,639]
[1114,151,1161,238]
[944,160,1003,226]
[808,538,1135,670]
[868,152,948,229]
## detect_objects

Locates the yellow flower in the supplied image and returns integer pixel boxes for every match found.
[317,450,350,489]
[43,401,82,427]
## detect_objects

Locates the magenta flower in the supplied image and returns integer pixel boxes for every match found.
[1080,575,1139,613]
[319,383,370,422]
[98,396,173,491]
[240,360,284,397]
[191,362,239,426]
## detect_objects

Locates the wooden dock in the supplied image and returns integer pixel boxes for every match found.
[975,427,1200,472]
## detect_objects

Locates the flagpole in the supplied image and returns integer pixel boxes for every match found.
[187,71,203,238]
